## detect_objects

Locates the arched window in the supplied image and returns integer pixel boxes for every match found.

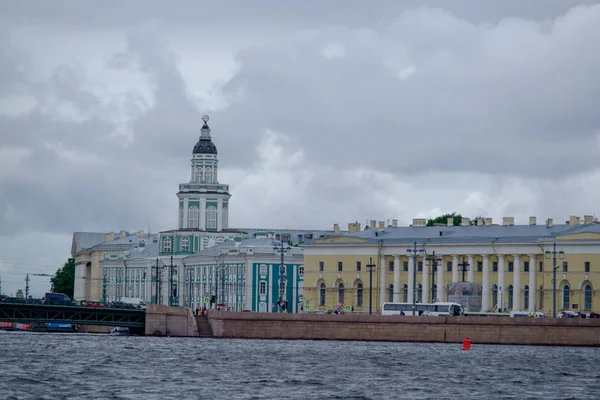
[206,206,217,230]
[188,206,199,229]
[319,283,326,306]
[584,285,593,310]
[492,284,498,309]
[338,283,345,305]
[205,168,213,184]
[402,284,408,303]
[388,284,393,302]
[195,168,203,183]
[181,236,190,252]
[539,286,544,310]
[524,285,529,310]
[562,285,570,310]
[417,284,423,302]
[507,285,514,309]
[356,283,363,306]
[162,237,171,253]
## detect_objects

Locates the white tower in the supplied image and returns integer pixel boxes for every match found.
[177,115,231,232]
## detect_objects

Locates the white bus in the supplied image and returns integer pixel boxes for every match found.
[381,302,463,316]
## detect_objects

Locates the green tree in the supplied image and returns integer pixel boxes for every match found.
[50,258,76,299]
[426,212,464,226]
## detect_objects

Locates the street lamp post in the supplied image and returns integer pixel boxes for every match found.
[426,251,442,302]
[366,257,376,315]
[407,242,424,315]
[545,242,565,318]
[458,256,470,282]
[274,241,291,313]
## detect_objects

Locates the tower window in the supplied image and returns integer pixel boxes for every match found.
[181,236,189,252]
[222,207,228,229]
[205,168,213,184]
[206,206,217,230]
[188,206,199,229]
[162,237,172,253]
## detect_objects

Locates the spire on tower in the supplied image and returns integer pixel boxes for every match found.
[202,114,210,129]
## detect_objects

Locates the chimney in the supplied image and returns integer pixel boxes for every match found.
[137,230,145,237]
[348,222,360,234]
[547,218,553,228]
[392,219,398,227]
[502,217,514,226]
[378,221,385,231]
[461,218,470,226]
[584,215,594,224]
[447,218,454,227]
[119,230,127,238]
[476,218,484,226]
[529,217,536,225]
[333,223,340,235]
[370,220,376,229]
[569,216,580,226]
[105,231,115,242]
[412,218,426,227]
[485,218,493,225]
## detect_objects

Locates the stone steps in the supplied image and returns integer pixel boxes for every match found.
[195,316,213,337]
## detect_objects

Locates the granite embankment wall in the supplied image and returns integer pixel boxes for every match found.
[206,311,600,346]
[145,304,199,337]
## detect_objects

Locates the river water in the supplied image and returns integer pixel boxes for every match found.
[1,332,599,399]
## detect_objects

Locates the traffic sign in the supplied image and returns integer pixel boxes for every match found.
[337,306,342,313]
[344,305,351,312]
[305,305,311,311]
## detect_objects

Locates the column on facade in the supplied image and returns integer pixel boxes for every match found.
[436,258,444,302]
[183,198,189,229]
[482,255,490,311]
[513,254,521,311]
[407,256,415,304]
[379,254,387,308]
[217,198,223,231]
[200,198,207,230]
[74,262,87,301]
[528,254,536,312]
[393,255,401,303]
[467,255,475,282]
[497,255,505,311]
[451,255,459,283]
[422,257,429,303]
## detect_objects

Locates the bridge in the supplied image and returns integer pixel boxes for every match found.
[0,303,145,328]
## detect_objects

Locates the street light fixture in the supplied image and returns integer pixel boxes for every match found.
[545,242,565,318]
[458,256,470,283]
[426,251,442,302]
[407,242,425,315]
[366,257,376,315]
[274,241,292,313]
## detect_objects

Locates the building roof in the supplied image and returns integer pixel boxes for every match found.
[71,232,110,255]
[304,223,600,246]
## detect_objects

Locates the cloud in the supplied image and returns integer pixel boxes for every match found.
[1,2,600,297]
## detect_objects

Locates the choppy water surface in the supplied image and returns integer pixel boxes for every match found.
[1,332,600,399]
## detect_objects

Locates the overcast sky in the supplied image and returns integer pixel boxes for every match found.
[1,0,599,296]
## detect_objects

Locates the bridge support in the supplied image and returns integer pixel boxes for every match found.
[144,304,199,337]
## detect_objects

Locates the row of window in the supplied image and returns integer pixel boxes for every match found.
[192,167,217,184]
[318,260,593,273]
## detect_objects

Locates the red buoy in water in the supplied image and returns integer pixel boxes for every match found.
[462,337,471,350]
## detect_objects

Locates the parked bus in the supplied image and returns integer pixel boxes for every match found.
[381,302,463,316]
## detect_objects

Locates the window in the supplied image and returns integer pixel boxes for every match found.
[539,286,543,309]
[524,285,529,309]
[319,261,324,272]
[404,262,409,272]
[181,236,189,252]
[162,237,172,253]
[298,266,304,275]
[206,207,217,230]
[508,262,513,272]
[584,285,593,310]
[338,262,343,272]
[222,207,228,229]
[319,283,326,306]
[356,261,361,272]
[477,261,482,272]
[523,262,529,272]
[417,284,422,302]
[539,261,543,272]
[507,285,513,309]
[418,261,423,272]
[562,262,568,273]
[493,262,498,272]
[585,262,591,273]
[260,264,267,275]
[205,168,213,184]
[402,284,408,302]
[195,168,203,182]
[188,206,199,229]
[492,285,498,308]
[446,261,452,272]
[389,261,394,272]
[338,283,345,304]
[356,283,363,306]
[562,285,570,310]
[259,281,266,295]
[179,206,184,229]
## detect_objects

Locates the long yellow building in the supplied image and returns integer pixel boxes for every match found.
[302,216,600,315]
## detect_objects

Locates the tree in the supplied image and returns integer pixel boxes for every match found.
[426,213,464,226]
[50,258,76,299]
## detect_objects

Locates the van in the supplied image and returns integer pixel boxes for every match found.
[119,297,146,310]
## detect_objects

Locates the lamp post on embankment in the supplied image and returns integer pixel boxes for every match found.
[426,251,442,302]
[366,257,376,315]
[545,242,565,318]
[407,242,424,315]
